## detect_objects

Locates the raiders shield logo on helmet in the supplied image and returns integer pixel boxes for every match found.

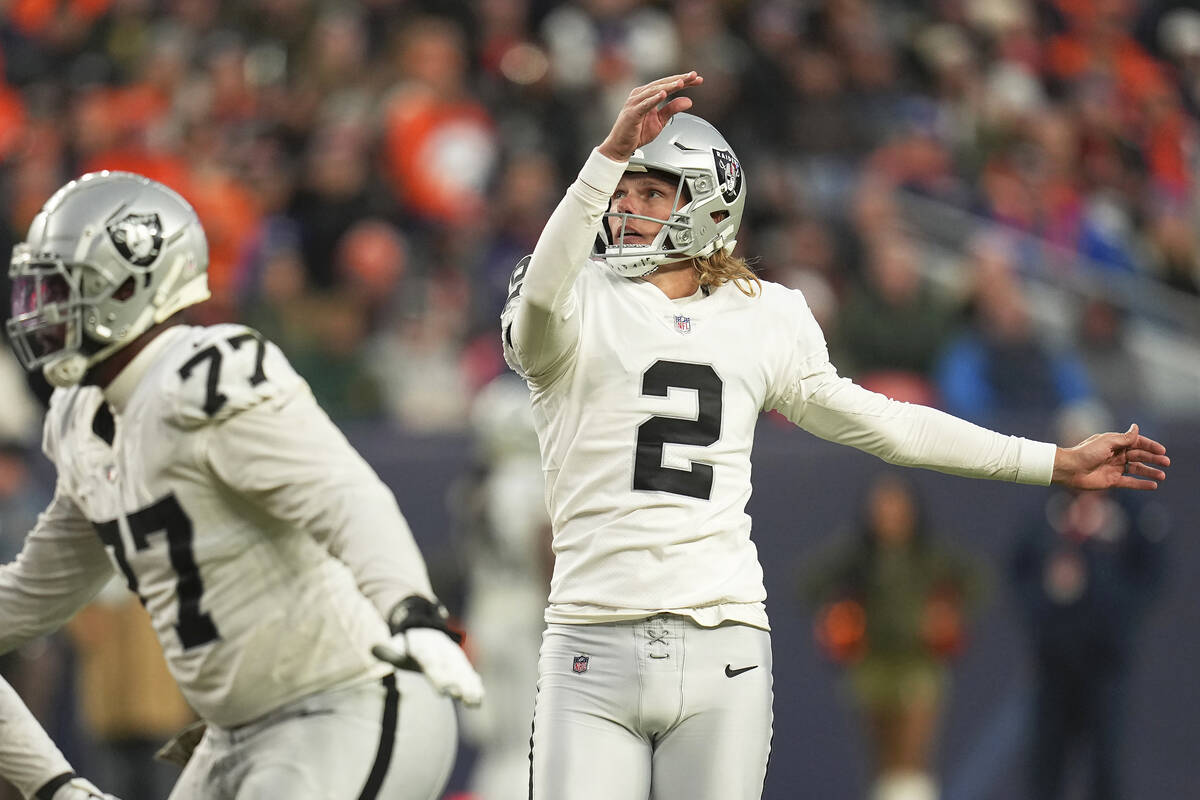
[712,148,742,204]
[107,212,164,267]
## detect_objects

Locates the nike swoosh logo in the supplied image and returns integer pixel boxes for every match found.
[725,664,758,678]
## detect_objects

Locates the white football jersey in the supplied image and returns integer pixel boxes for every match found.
[503,149,1056,630]
[0,324,436,727]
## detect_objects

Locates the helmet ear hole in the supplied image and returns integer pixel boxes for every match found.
[112,277,136,301]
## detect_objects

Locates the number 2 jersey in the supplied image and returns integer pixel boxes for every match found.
[502,148,1057,631]
[0,324,436,727]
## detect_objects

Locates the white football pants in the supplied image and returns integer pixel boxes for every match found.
[530,615,773,800]
[167,670,457,800]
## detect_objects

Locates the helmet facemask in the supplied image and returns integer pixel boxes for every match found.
[7,253,86,373]
[599,113,745,279]
[6,171,210,387]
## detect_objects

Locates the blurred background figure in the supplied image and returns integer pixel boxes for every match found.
[935,233,1094,436]
[833,229,955,406]
[453,374,551,800]
[801,473,988,800]
[1009,406,1168,800]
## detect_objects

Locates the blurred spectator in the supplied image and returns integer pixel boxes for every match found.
[1144,208,1200,295]
[1076,298,1146,422]
[1159,7,1200,117]
[368,270,473,432]
[335,217,409,330]
[287,290,386,421]
[290,102,387,289]
[934,235,1093,432]
[834,231,955,404]
[382,15,498,227]
[1009,407,1168,800]
[801,473,988,800]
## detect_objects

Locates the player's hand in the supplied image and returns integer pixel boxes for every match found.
[372,628,484,708]
[50,777,120,800]
[1052,423,1169,490]
[598,71,704,162]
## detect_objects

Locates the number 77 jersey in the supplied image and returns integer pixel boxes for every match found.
[1,324,397,727]
[505,262,831,627]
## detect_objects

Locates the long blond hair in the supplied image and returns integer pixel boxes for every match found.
[694,250,761,297]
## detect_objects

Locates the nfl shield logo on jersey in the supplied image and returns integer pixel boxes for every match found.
[673,315,692,335]
[572,655,589,674]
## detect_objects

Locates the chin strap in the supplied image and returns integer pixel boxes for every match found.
[42,354,88,388]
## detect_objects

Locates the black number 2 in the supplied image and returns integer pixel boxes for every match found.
[94,495,219,650]
[633,360,723,500]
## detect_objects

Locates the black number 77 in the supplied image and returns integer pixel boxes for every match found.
[94,494,219,650]
[178,331,267,416]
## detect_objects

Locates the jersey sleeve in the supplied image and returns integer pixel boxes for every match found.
[502,148,627,383]
[0,675,75,799]
[200,373,437,620]
[768,288,1056,485]
[0,484,115,655]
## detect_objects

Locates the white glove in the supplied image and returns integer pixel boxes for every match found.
[372,628,484,707]
[50,777,120,800]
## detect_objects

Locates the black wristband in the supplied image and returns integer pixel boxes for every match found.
[386,595,462,643]
[36,772,77,800]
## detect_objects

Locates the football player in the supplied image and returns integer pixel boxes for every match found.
[500,71,1169,799]
[0,172,483,799]
[0,674,118,800]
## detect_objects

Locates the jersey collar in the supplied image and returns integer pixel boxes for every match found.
[104,325,190,414]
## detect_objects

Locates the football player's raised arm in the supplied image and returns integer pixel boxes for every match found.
[505,149,627,379]
[202,385,437,619]
[0,487,115,655]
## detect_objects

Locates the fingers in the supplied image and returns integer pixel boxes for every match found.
[660,96,694,117]
[1124,461,1166,481]
[1133,435,1168,456]
[1113,475,1158,490]
[1127,448,1170,467]
[641,71,702,93]
[628,72,703,108]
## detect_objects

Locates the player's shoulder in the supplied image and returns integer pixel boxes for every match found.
[713,277,811,321]
[751,277,810,311]
[157,323,305,427]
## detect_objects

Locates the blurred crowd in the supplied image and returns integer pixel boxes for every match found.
[0,0,1196,438]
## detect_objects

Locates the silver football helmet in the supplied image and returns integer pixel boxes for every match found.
[602,112,746,278]
[8,171,209,387]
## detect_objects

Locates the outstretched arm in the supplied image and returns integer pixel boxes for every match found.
[1052,424,1168,490]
